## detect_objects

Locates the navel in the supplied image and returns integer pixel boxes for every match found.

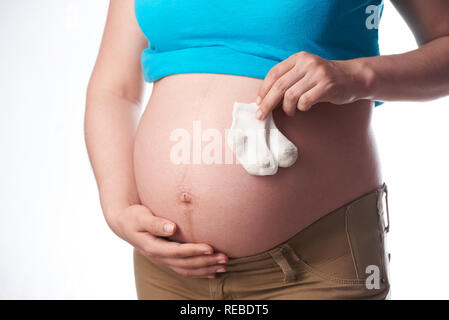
[180,191,192,204]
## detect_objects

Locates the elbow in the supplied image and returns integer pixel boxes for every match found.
[415,28,449,47]
[85,70,145,108]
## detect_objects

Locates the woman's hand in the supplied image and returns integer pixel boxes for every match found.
[109,205,228,278]
[254,51,373,120]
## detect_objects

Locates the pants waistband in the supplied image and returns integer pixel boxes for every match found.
[226,183,389,268]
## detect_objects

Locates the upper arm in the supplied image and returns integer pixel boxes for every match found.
[391,0,449,46]
[87,0,148,104]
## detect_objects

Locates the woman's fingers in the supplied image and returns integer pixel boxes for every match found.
[131,206,215,257]
[282,75,316,116]
[256,54,297,104]
[119,205,227,279]
[159,253,228,269]
[170,264,227,279]
[296,83,328,111]
[133,205,177,237]
[138,236,228,278]
[256,51,350,116]
[138,234,215,258]
[128,205,176,237]
[124,205,232,279]
[256,66,306,120]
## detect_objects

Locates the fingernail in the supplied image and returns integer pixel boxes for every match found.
[255,96,261,106]
[255,108,263,120]
[204,251,213,255]
[216,268,226,273]
[163,223,174,233]
[217,260,226,264]
[208,275,216,279]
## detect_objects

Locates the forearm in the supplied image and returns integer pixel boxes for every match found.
[356,36,449,102]
[84,90,142,231]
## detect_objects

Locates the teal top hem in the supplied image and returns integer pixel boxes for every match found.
[141,45,384,107]
[141,45,282,83]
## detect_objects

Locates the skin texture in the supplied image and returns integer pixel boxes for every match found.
[85,0,449,279]
[134,75,382,257]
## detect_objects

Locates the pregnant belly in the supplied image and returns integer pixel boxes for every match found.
[134,73,382,257]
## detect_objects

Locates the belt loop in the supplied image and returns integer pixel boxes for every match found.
[269,245,297,283]
[384,183,390,233]
[379,183,390,233]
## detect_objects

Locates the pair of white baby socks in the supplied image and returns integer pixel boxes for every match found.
[227,102,298,176]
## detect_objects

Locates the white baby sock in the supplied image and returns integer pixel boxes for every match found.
[227,102,278,175]
[227,102,298,176]
[266,111,298,168]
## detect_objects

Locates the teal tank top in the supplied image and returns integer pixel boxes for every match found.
[135,0,384,105]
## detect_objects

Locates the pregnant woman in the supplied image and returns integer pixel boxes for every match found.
[85,0,449,299]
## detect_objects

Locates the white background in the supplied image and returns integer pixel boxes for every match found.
[0,0,448,299]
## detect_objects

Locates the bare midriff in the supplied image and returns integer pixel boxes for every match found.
[134,73,382,257]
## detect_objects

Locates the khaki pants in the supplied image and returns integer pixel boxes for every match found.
[134,184,391,300]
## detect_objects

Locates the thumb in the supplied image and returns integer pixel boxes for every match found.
[133,205,177,237]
